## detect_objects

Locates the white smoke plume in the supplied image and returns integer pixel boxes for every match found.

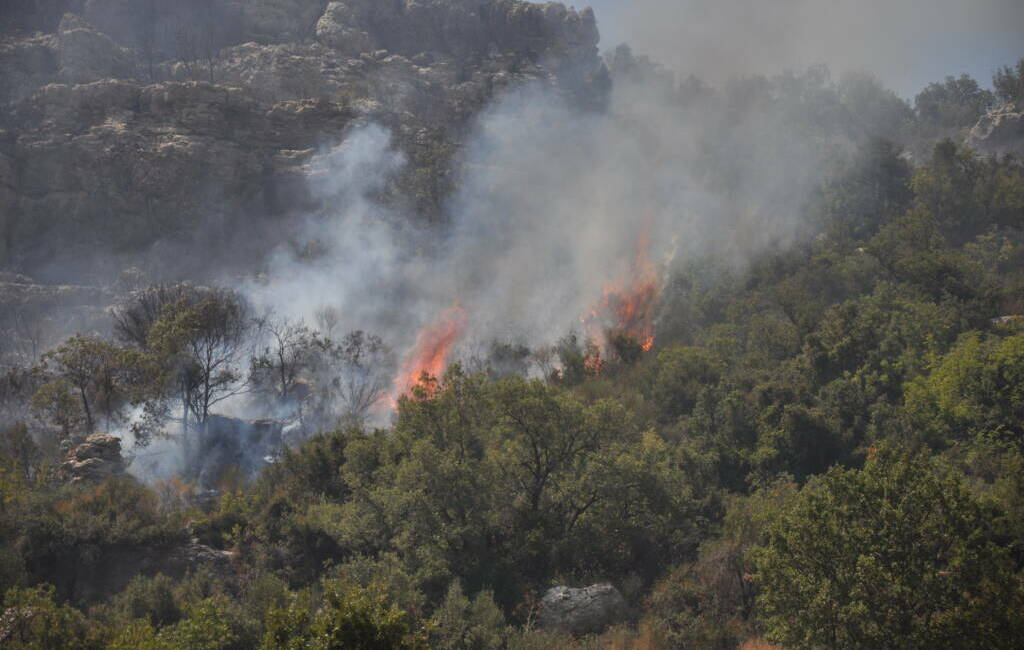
[241,66,840,388]
[230,0,1023,419]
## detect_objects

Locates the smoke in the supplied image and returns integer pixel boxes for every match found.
[243,62,841,387]
[588,0,1024,96]
[176,1,1024,434]
[240,124,435,354]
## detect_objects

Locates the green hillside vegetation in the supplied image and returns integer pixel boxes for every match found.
[3,61,1024,649]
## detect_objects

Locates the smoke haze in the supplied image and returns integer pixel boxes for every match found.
[5,0,1019,482]
[244,69,848,382]
[587,0,1024,96]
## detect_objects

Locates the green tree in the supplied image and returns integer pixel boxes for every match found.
[905,330,1024,450]
[820,138,912,243]
[29,378,85,442]
[146,289,251,432]
[260,582,419,650]
[755,449,1024,649]
[158,597,238,650]
[36,335,144,435]
[914,74,994,128]
[650,345,722,422]
[428,581,506,650]
[993,57,1024,105]
[646,480,797,650]
[0,584,97,649]
[0,423,39,482]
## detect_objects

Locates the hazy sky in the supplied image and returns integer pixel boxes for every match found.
[577,0,1024,98]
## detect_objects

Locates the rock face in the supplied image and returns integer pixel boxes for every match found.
[62,432,127,483]
[0,0,607,282]
[967,103,1024,157]
[56,12,133,84]
[538,583,627,635]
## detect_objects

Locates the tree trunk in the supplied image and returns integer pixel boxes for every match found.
[80,386,94,434]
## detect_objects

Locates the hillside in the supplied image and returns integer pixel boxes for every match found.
[2,1,1024,649]
[0,0,606,280]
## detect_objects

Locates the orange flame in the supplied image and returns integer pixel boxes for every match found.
[583,221,660,354]
[391,303,467,402]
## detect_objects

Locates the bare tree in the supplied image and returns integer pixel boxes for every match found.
[321,331,394,428]
[314,305,342,340]
[250,315,323,413]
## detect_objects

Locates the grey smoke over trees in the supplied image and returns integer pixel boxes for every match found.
[246,54,923,376]
[1,0,1021,482]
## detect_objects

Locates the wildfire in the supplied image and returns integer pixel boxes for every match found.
[583,222,660,353]
[391,303,468,402]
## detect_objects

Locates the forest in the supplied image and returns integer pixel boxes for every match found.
[3,1,1024,649]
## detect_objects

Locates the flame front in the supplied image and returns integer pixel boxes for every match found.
[391,303,468,401]
[584,222,660,353]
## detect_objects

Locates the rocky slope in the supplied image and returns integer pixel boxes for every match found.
[0,0,607,282]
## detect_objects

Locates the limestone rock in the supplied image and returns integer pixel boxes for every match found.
[62,433,127,483]
[56,13,133,84]
[538,583,627,635]
[0,34,58,104]
[241,0,331,43]
[0,0,608,282]
[316,1,375,55]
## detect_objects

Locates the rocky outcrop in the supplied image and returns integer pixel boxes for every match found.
[56,12,133,84]
[316,2,374,55]
[538,583,627,635]
[0,34,58,104]
[314,0,600,62]
[0,0,607,282]
[239,0,331,44]
[967,103,1024,157]
[62,432,127,483]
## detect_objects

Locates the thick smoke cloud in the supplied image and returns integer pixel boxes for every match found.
[587,0,1024,95]
[199,0,1023,440]
[245,69,833,380]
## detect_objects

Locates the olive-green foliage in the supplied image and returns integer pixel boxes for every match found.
[906,329,1024,449]
[0,423,39,485]
[107,596,239,650]
[0,584,98,649]
[145,289,251,426]
[227,368,706,614]
[3,80,1024,649]
[17,476,185,601]
[992,57,1024,105]
[650,345,722,422]
[33,335,149,436]
[158,597,239,650]
[820,137,913,243]
[428,581,507,650]
[914,74,995,129]
[755,449,1024,649]
[103,573,181,628]
[260,581,417,650]
[645,480,797,650]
